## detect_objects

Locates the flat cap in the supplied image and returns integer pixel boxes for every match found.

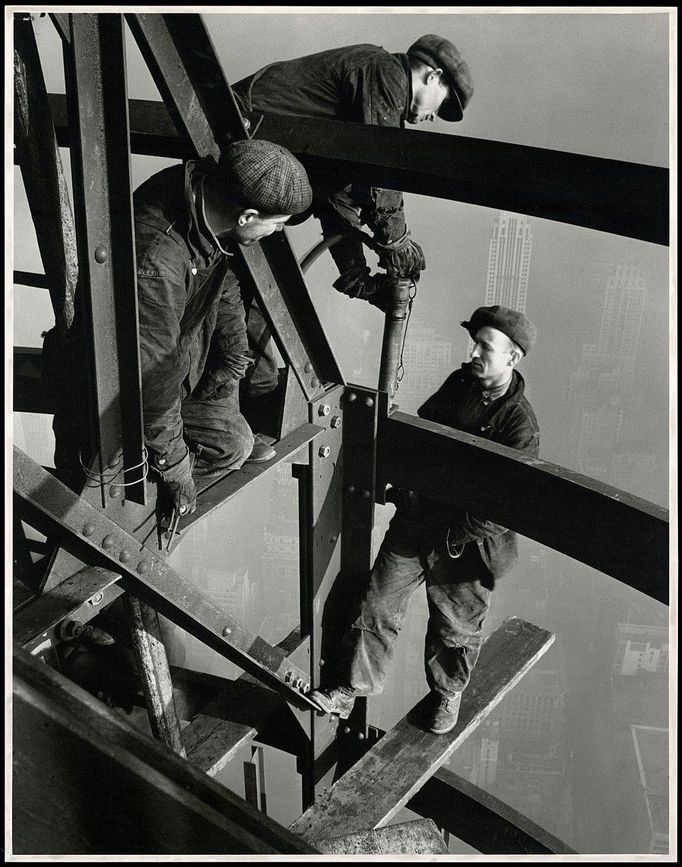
[407,34,473,122]
[461,305,537,355]
[219,139,312,216]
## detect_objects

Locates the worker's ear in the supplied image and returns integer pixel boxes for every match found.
[237,209,260,227]
[509,346,523,367]
[427,67,444,85]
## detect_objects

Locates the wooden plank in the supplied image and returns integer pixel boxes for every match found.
[289,617,554,840]
[125,595,186,757]
[379,412,669,602]
[315,819,448,855]
[408,766,577,855]
[12,644,319,855]
[14,566,123,651]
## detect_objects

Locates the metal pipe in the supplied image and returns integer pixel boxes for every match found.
[378,277,413,398]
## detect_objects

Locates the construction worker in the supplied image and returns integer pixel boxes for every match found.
[51,139,313,517]
[309,306,540,734]
[231,34,474,412]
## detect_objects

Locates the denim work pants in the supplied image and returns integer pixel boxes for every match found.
[180,378,254,478]
[342,519,492,698]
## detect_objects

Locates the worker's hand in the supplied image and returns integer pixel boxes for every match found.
[196,354,254,399]
[376,231,426,280]
[333,266,391,312]
[159,451,197,515]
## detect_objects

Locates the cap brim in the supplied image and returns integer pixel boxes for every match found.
[439,91,464,122]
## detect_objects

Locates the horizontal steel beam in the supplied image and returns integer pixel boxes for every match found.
[13,446,319,712]
[377,411,669,603]
[47,94,668,245]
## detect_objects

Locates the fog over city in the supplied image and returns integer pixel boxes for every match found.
[12,9,672,856]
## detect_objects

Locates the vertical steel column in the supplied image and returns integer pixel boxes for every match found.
[14,13,77,337]
[63,13,145,504]
[243,746,268,814]
[294,385,346,807]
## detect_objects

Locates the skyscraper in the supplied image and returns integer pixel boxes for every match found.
[485,212,534,312]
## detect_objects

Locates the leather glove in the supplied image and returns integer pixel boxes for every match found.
[196,353,254,399]
[333,265,391,312]
[376,231,426,280]
[158,451,197,515]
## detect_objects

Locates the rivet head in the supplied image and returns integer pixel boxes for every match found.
[347,485,356,495]
[357,732,365,740]
[343,726,351,734]
[107,455,121,468]
[94,245,108,263]
[330,416,342,429]
[222,626,232,637]
[109,486,122,498]
[347,391,357,402]
[365,396,374,408]
[304,362,313,373]
[361,489,371,499]
[119,550,131,563]
[102,535,115,549]
[89,592,104,606]
[137,560,151,574]
[318,404,331,417]
[328,534,338,544]
[82,523,95,537]
[311,378,320,388]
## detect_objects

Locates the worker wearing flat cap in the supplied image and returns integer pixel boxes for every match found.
[309,306,540,736]
[231,34,474,419]
[52,139,312,516]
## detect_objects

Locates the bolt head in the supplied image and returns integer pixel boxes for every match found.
[330,416,342,429]
[318,445,331,458]
[318,404,331,416]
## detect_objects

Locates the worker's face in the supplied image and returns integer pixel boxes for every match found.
[234,211,291,245]
[408,68,451,124]
[469,326,519,387]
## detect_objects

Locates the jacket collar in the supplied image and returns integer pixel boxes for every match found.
[183,156,228,261]
[461,362,527,403]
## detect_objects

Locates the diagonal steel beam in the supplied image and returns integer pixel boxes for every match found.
[13,446,319,712]
[125,13,343,399]
[377,411,669,602]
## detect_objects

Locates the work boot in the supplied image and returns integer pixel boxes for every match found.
[426,691,462,735]
[245,433,276,463]
[308,686,357,719]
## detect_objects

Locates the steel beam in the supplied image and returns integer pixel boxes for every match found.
[14,14,77,335]
[63,14,145,503]
[408,766,577,855]
[377,411,669,602]
[48,94,669,246]
[13,446,319,712]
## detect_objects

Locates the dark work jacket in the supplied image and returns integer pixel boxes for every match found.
[411,364,541,581]
[133,157,248,468]
[232,45,411,244]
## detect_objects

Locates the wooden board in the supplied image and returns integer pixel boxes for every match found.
[314,819,448,855]
[289,617,554,840]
